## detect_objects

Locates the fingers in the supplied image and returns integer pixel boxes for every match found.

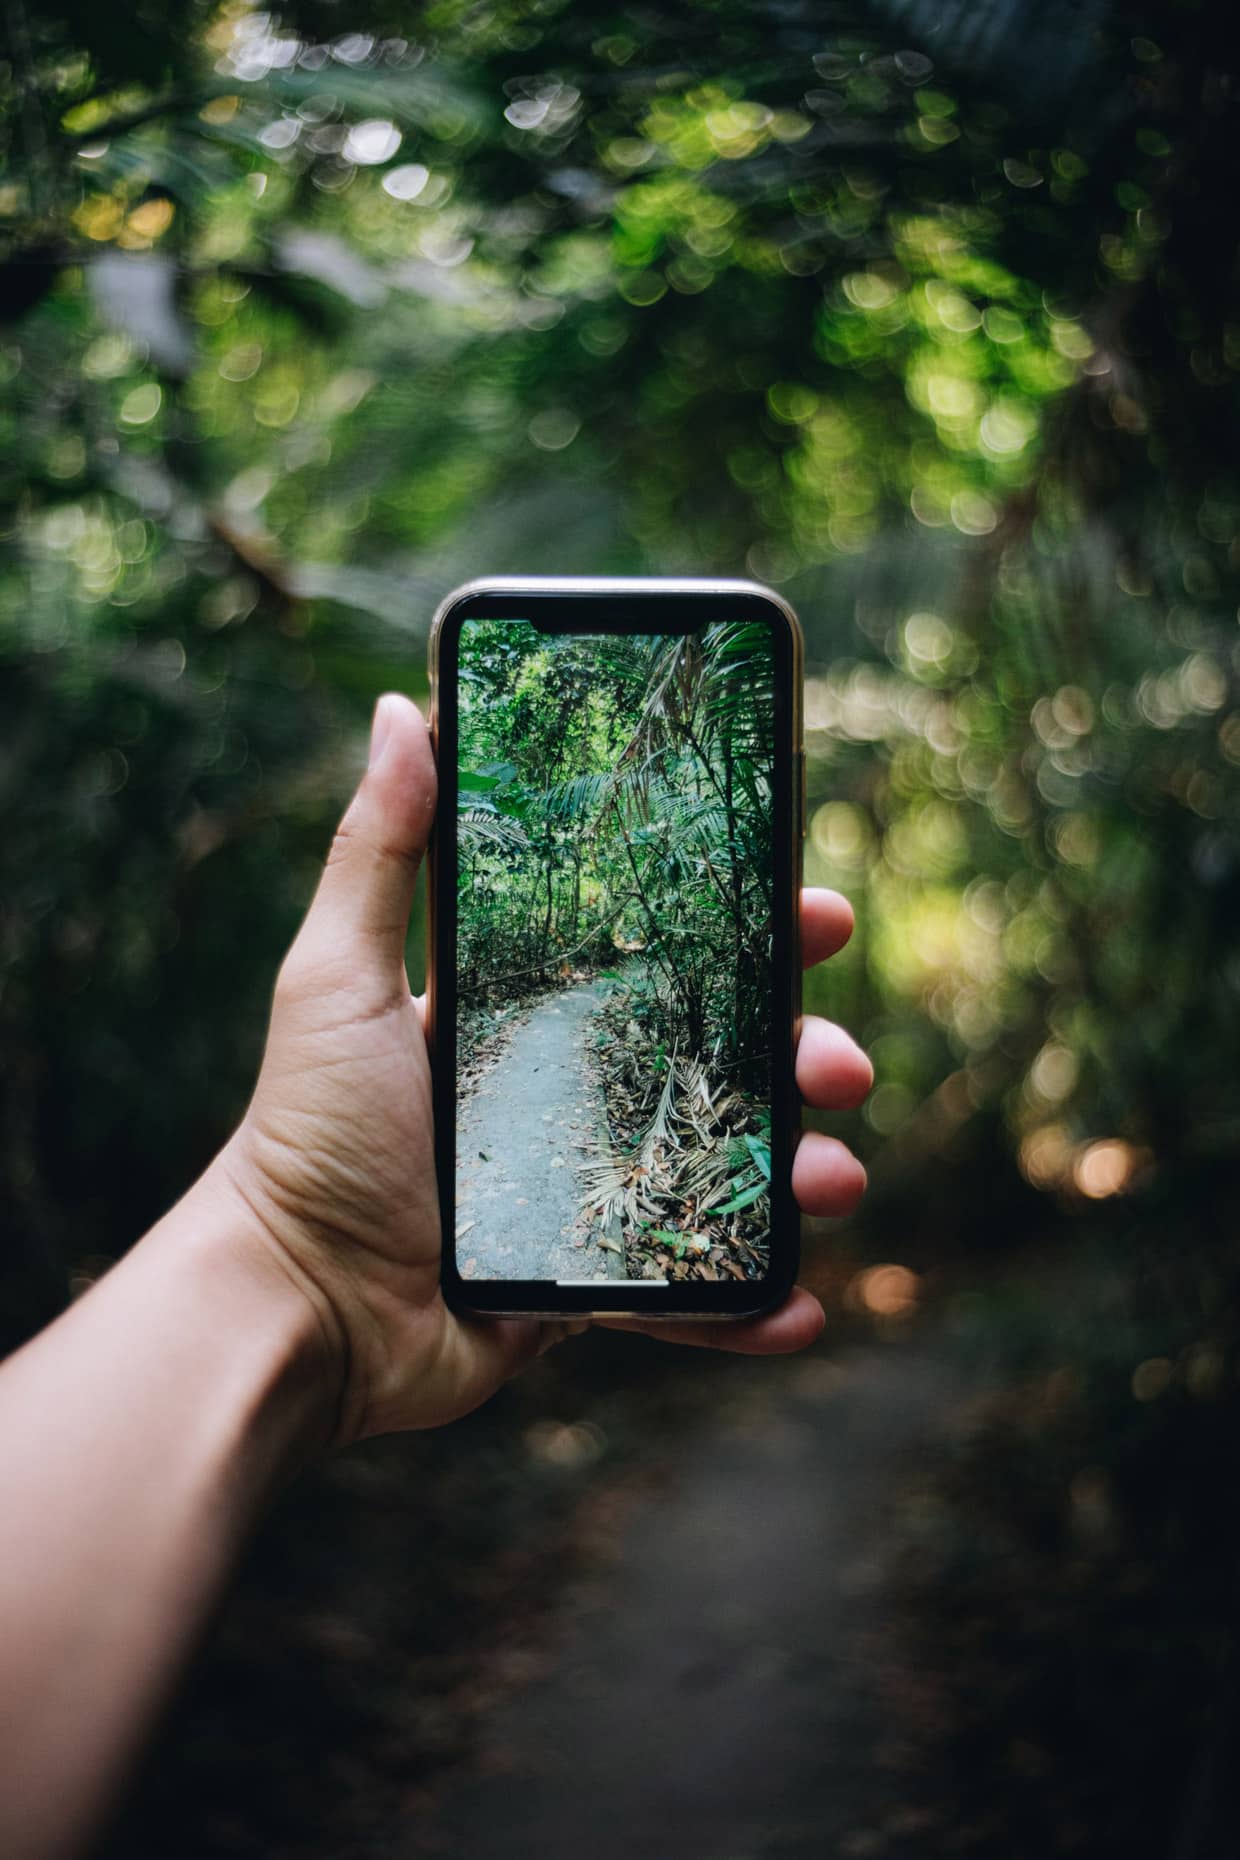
[796,1014,873,1109]
[797,891,869,1208]
[800,888,854,968]
[302,695,436,970]
[792,1130,867,1216]
[597,1284,825,1355]
[536,1318,593,1355]
[443,891,862,1390]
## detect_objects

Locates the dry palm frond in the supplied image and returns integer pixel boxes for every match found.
[576,1153,643,1229]
[579,1051,769,1242]
[638,1056,680,1164]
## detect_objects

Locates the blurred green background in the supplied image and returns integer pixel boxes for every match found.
[4,1,1240,1855]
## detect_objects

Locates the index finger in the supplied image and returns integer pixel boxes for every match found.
[801,888,854,968]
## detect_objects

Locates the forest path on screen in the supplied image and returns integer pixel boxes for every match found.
[456,979,621,1285]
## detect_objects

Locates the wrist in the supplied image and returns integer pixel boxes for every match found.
[145,1153,348,1469]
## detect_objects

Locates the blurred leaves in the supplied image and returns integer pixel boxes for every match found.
[1,0,1236,1354]
[0,0,1236,1337]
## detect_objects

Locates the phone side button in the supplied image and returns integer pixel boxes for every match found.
[799,751,807,838]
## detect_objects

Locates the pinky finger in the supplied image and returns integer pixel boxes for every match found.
[597,1285,825,1355]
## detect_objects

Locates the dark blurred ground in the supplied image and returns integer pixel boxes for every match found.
[99,1216,1240,1860]
[414,1338,961,1860]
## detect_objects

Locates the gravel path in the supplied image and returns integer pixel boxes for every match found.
[456,981,615,1285]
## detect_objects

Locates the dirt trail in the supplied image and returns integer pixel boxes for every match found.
[456,980,614,1284]
[413,1340,963,1860]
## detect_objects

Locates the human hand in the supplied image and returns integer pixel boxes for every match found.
[212,695,871,1446]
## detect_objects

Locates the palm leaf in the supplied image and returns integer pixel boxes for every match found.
[459,808,529,854]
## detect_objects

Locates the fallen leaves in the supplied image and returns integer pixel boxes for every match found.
[580,982,773,1286]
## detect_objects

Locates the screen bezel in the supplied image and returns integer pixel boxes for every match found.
[429,580,801,1320]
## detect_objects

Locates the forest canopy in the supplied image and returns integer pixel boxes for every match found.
[3,0,1237,1281]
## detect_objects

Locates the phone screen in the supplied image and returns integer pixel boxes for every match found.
[433,587,799,1315]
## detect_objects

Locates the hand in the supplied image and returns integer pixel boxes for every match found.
[213,695,871,1446]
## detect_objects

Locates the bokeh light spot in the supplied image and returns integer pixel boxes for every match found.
[1074,1139,1145,1199]
[382,163,430,201]
[343,119,401,165]
[847,1264,921,1319]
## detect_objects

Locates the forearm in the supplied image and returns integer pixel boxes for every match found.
[0,1169,331,1860]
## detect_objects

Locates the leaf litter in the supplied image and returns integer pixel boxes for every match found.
[577,976,771,1284]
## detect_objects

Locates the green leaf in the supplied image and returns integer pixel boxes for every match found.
[709,1181,767,1215]
[745,1135,771,1181]
[458,769,500,792]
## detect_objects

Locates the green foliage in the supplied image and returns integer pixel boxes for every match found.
[456,620,774,1053]
[709,1180,767,1217]
[4,0,1235,1283]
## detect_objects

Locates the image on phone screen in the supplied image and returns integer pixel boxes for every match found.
[452,616,777,1289]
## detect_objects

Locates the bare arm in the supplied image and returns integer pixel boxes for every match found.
[0,696,870,1860]
[0,1187,329,1860]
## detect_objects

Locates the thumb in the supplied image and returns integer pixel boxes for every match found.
[302,694,436,969]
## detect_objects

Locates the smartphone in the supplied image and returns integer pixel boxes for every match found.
[428,577,804,1321]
